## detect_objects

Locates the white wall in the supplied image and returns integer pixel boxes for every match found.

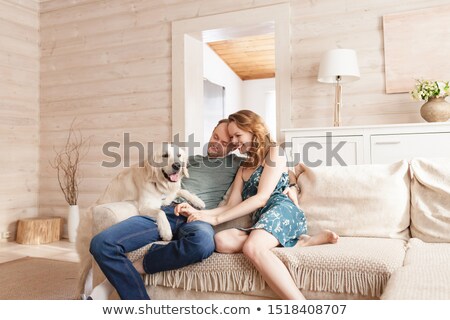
[203,46,277,137]
[242,78,276,139]
[203,44,243,115]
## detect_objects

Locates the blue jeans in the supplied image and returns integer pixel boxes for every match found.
[89,205,215,300]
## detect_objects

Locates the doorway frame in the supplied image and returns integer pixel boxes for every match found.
[172,3,291,145]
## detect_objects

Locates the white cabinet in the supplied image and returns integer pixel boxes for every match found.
[291,135,363,167]
[370,132,450,164]
[283,122,450,167]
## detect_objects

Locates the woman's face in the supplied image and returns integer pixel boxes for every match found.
[228,121,254,154]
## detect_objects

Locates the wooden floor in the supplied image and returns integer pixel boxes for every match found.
[0,239,79,264]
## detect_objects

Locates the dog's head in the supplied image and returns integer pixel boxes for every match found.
[145,143,188,184]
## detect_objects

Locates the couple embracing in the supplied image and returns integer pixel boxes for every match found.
[87,109,338,300]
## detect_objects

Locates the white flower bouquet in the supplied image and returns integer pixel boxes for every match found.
[410,79,449,101]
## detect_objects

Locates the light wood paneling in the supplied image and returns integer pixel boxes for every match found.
[383,5,450,93]
[290,0,449,128]
[36,0,450,233]
[0,0,39,238]
[39,0,181,230]
[208,34,275,80]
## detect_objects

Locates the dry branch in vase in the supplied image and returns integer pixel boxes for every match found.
[50,120,90,206]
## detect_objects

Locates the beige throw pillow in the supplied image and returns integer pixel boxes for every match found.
[410,158,450,242]
[296,160,410,240]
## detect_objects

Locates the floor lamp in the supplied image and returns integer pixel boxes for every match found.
[318,49,360,127]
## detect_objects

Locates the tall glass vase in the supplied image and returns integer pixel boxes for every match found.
[68,204,79,243]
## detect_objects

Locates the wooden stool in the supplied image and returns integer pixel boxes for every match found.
[16,217,62,245]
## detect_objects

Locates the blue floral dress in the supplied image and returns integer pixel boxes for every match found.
[240,166,307,247]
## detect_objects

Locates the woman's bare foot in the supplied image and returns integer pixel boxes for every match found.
[132,257,145,274]
[296,230,339,247]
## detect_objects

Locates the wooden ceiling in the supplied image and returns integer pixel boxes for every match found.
[207,33,275,81]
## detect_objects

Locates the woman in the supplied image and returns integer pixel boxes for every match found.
[176,109,338,300]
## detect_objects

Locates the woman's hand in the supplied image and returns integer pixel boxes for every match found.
[174,202,199,217]
[283,185,300,208]
[187,212,218,226]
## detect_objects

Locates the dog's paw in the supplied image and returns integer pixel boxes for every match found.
[193,198,205,210]
[159,226,173,241]
[156,212,173,241]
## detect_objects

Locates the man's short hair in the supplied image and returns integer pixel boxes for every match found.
[215,119,229,128]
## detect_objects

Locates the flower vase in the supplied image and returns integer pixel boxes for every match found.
[68,204,79,243]
[420,97,450,122]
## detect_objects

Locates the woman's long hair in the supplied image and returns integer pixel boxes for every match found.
[228,110,276,168]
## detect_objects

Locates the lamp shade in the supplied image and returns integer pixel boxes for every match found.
[318,49,360,83]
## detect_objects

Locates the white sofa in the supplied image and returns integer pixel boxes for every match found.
[89,158,450,300]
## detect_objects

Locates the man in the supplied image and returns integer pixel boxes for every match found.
[88,119,241,300]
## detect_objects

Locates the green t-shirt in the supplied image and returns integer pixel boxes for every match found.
[178,154,241,209]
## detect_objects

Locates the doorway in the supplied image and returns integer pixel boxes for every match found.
[172,4,291,154]
[203,79,225,147]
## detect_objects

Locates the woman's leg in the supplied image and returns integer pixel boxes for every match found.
[243,229,305,300]
[214,228,249,253]
[296,229,339,247]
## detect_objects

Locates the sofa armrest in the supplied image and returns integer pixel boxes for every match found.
[92,201,139,235]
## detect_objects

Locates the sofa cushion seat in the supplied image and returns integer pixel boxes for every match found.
[381,238,450,300]
[273,237,407,298]
[381,264,450,299]
[126,237,406,298]
[404,238,450,266]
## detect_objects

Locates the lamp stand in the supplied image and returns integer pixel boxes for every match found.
[334,75,342,127]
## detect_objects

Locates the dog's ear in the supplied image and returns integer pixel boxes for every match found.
[144,159,158,181]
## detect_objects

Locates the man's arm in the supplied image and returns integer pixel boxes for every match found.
[175,168,244,217]
[188,146,286,225]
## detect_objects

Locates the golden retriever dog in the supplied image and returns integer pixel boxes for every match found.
[75,143,204,297]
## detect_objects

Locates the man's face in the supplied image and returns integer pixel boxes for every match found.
[207,123,233,158]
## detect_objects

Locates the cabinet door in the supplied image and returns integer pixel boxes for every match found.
[371,132,450,164]
[291,135,363,167]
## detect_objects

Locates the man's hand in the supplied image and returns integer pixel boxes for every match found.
[174,202,198,217]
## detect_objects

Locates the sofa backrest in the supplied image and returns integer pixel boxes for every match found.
[410,158,450,243]
[295,160,411,240]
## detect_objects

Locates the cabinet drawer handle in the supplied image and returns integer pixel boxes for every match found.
[374,141,401,145]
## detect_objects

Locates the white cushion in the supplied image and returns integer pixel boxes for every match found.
[381,264,450,300]
[404,238,450,266]
[274,237,406,298]
[410,158,450,242]
[381,238,450,300]
[296,160,411,240]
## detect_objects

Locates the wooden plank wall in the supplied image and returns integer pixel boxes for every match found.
[37,0,449,232]
[291,0,449,127]
[0,0,39,237]
[383,5,450,93]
